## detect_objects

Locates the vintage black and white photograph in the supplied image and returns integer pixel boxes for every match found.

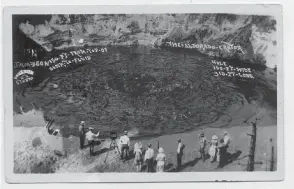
[3,5,283,182]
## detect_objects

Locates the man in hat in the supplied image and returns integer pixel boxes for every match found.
[217,138,227,168]
[79,121,86,149]
[119,131,130,160]
[209,135,218,163]
[144,143,155,172]
[199,131,207,162]
[85,127,100,155]
[156,147,166,172]
[134,142,143,172]
[176,138,184,169]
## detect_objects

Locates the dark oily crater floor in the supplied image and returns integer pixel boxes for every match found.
[13,72,259,138]
[13,47,277,138]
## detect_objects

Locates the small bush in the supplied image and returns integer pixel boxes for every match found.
[14,142,58,173]
[127,20,140,33]
[254,53,267,65]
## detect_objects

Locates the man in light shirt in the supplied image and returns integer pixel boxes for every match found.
[120,131,130,160]
[144,143,154,172]
[86,127,100,155]
[223,131,231,148]
[199,132,207,162]
[177,138,184,169]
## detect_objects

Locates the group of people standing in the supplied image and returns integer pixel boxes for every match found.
[133,141,167,172]
[198,131,231,168]
[126,136,184,172]
[119,131,167,173]
[78,120,231,171]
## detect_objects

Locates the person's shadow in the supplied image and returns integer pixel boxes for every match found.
[140,159,157,172]
[92,147,109,156]
[224,150,242,166]
[121,149,135,162]
[164,163,174,172]
[141,164,147,172]
[128,149,136,159]
[167,155,206,172]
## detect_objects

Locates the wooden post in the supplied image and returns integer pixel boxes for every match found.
[247,122,257,171]
[157,140,160,150]
[269,138,275,171]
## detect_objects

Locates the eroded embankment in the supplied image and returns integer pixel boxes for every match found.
[17,14,277,68]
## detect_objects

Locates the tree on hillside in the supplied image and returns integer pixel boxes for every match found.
[127,20,140,33]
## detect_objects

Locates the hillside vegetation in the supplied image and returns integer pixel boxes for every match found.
[19,14,277,68]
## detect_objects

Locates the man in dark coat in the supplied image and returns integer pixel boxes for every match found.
[176,138,185,169]
[217,139,227,168]
[79,121,86,149]
[144,143,155,172]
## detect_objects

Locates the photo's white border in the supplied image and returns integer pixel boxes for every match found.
[3,4,283,183]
